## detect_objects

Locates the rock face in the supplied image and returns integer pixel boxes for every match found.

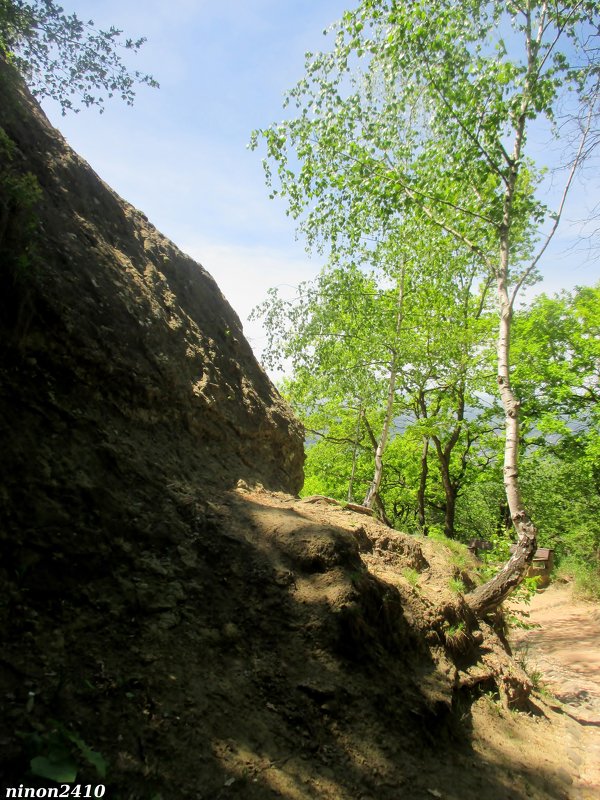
[0,57,304,530]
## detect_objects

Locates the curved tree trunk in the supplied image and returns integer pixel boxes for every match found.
[464,42,592,615]
[467,263,537,616]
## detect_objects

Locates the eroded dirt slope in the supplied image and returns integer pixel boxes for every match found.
[0,488,584,798]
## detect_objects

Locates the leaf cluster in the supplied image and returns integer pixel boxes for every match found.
[25,721,107,783]
[0,0,158,113]
[512,285,600,424]
[251,0,599,287]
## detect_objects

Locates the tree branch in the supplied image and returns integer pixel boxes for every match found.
[510,99,595,306]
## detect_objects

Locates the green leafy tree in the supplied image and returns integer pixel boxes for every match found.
[512,285,600,428]
[397,260,495,538]
[0,0,158,113]
[514,285,600,568]
[252,0,599,615]
[521,447,600,562]
[255,226,497,535]
[255,260,404,520]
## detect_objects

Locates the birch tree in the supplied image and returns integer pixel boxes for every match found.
[251,0,599,615]
[254,261,406,519]
[254,231,495,534]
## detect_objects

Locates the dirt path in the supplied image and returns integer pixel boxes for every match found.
[510,583,600,799]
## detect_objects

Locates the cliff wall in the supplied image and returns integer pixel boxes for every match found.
[0,57,304,559]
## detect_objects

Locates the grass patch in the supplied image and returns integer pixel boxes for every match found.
[514,645,553,698]
[449,576,466,595]
[428,527,473,571]
[556,558,600,602]
[402,567,420,588]
[443,620,470,653]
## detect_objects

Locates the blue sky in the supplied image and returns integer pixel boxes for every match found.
[39,1,599,365]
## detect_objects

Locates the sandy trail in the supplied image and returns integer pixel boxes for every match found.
[511,583,600,800]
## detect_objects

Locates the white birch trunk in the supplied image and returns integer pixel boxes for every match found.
[467,249,537,615]
[363,268,405,510]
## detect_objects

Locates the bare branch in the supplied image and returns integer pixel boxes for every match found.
[510,99,596,306]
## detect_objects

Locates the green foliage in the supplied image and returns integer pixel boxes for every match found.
[429,528,470,564]
[512,285,600,565]
[258,227,498,534]
[443,620,470,653]
[26,723,107,783]
[252,0,599,606]
[301,431,366,501]
[520,575,543,601]
[512,287,600,429]
[474,535,513,584]
[528,669,549,696]
[481,689,504,717]
[30,753,78,784]
[514,644,551,696]
[282,281,600,562]
[454,478,505,543]
[448,576,466,595]
[521,449,600,562]
[0,124,41,270]
[401,567,420,588]
[556,558,600,601]
[0,0,158,113]
[286,274,599,569]
[252,0,597,277]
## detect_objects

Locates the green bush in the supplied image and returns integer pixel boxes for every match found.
[556,557,600,602]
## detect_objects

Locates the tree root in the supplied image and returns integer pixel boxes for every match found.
[456,623,532,710]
